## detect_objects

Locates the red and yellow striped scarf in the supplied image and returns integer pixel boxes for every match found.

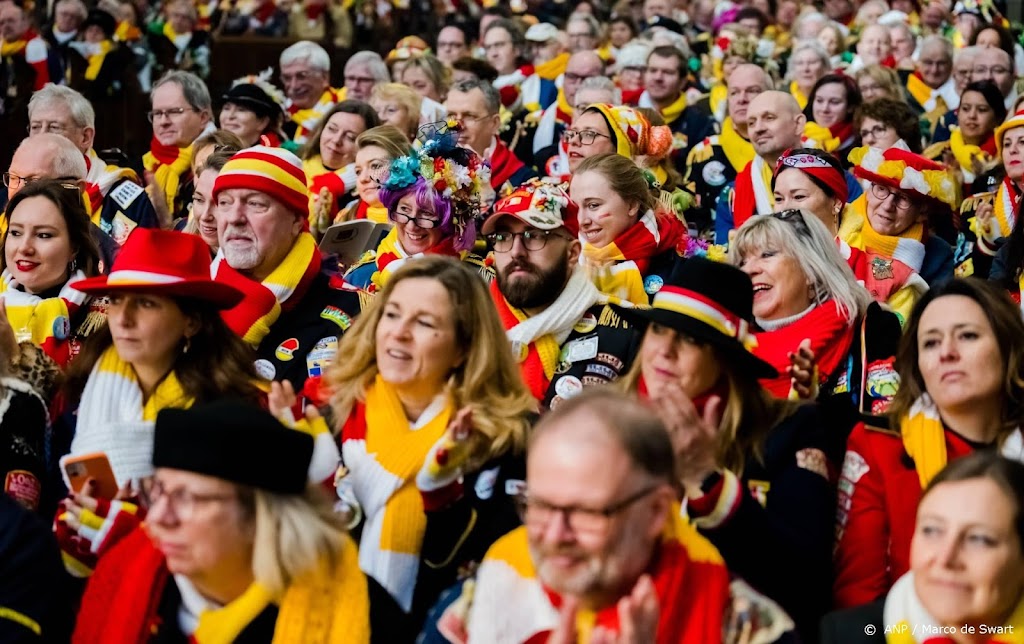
[581,210,685,306]
[288,87,344,145]
[143,135,195,216]
[0,269,87,367]
[489,278,558,400]
[466,507,731,643]
[369,226,461,292]
[0,29,35,57]
[213,232,321,346]
[84,149,138,223]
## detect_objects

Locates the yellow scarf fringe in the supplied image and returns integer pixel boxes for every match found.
[143,143,194,216]
[581,244,649,308]
[949,128,993,178]
[240,232,318,347]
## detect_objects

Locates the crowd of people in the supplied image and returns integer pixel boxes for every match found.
[3,0,1024,642]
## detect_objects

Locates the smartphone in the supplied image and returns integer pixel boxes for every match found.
[61,452,118,499]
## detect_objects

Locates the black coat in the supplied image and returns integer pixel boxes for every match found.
[695,403,835,644]
[820,600,886,644]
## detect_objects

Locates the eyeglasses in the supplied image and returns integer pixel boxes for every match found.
[447,112,495,125]
[514,484,659,535]
[870,183,914,211]
[562,129,611,145]
[771,208,812,237]
[953,69,973,80]
[147,107,198,122]
[487,229,569,252]
[392,210,440,229]
[859,123,891,140]
[2,173,79,190]
[142,479,236,521]
[972,66,1010,77]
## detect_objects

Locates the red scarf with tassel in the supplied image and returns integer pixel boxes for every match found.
[753,302,854,398]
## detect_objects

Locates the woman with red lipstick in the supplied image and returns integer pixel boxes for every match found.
[0,181,102,371]
[975,112,1024,282]
[614,256,834,641]
[569,153,685,307]
[824,452,1024,642]
[327,256,535,640]
[834,279,1024,610]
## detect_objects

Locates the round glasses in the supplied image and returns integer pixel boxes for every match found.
[870,183,914,211]
[486,230,569,252]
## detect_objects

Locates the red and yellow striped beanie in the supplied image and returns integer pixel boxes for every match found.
[212,146,310,219]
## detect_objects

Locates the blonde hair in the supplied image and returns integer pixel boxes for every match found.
[370,83,422,140]
[574,154,656,215]
[249,485,349,596]
[728,211,872,324]
[355,124,413,160]
[401,53,452,98]
[327,256,536,458]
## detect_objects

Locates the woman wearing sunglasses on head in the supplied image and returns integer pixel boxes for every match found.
[343,123,494,294]
[730,209,901,422]
[614,256,834,642]
[773,149,929,323]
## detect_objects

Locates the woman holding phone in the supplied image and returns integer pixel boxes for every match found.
[54,228,263,577]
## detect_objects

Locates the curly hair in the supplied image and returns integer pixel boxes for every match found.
[853,98,924,153]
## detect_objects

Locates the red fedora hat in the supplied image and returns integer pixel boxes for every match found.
[72,229,244,309]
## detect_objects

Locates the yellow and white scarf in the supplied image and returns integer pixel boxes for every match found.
[340,375,453,611]
[949,127,994,185]
[790,80,808,110]
[70,346,192,485]
[83,39,112,81]
[883,572,1024,643]
[0,269,87,359]
[639,90,689,125]
[84,149,138,223]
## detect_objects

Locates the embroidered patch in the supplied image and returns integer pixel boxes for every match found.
[275,338,299,361]
[596,353,625,371]
[573,313,597,334]
[702,160,727,187]
[866,359,900,407]
[254,358,276,380]
[4,469,41,511]
[320,305,352,330]
[111,212,137,246]
[644,274,664,295]
[581,375,609,386]
[870,256,894,280]
[554,375,583,399]
[839,450,870,487]
[306,336,339,378]
[475,467,500,500]
[109,180,144,210]
[796,448,829,479]
[585,363,617,380]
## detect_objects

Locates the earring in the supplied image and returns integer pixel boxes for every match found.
[183,336,191,354]
[68,257,78,273]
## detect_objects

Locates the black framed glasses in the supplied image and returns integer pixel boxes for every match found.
[870,183,914,211]
[859,123,891,141]
[562,129,611,145]
[487,229,568,252]
[392,210,440,229]
[147,107,198,123]
[514,484,659,534]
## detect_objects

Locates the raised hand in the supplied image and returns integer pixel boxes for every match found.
[786,338,818,400]
[648,381,722,492]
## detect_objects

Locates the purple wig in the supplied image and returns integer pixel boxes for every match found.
[379,175,478,252]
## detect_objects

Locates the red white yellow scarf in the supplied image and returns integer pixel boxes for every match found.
[340,376,453,611]
[84,149,139,223]
[143,135,195,216]
[949,128,996,184]
[464,510,731,643]
[581,210,685,307]
[288,87,344,146]
[366,224,461,293]
[0,269,87,367]
[212,232,321,346]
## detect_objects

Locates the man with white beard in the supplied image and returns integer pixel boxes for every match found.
[210,146,360,393]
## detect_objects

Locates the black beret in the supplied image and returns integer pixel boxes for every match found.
[153,400,313,495]
[82,9,116,39]
[222,83,282,120]
[645,15,685,35]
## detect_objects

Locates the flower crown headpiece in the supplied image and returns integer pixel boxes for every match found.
[231,67,287,111]
[382,119,493,241]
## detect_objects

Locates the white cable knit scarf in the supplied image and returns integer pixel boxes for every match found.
[506,269,606,348]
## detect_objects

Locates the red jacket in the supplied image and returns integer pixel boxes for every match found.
[833,422,977,609]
